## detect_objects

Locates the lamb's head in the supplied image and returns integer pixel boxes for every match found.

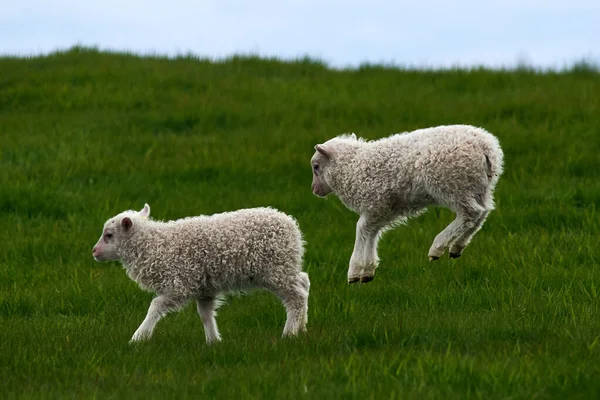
[310,143,333,197]
[92,203,151,262]
[311,134,360,197]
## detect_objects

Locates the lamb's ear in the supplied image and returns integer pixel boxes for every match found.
[121,217,133,230]
[315,144,332,159]
[139,203,150,219]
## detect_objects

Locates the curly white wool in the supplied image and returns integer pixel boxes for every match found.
[310,124,504,284]
[92,204,309,344]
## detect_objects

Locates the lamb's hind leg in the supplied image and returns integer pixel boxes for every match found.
[428,209,483,261]
[196,297,222,344]
[130,295,188,343]
[449,210,490,258]
[297,272,310,330]
[271,274,310,337]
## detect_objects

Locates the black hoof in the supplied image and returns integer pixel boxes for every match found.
[360,275,374,283]
[449,252,462,259]
[429,256,440,262]
[348,277,360,284]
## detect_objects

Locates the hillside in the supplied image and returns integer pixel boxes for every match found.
[1,47,599,399]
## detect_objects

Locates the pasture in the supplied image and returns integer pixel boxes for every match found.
[1,48,599,399]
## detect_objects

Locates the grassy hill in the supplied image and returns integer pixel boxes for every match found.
[1,47,599,399]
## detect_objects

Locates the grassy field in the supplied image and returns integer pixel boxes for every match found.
[1,47,599,399]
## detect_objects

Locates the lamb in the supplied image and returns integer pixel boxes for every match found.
[92,203,309,343]
[310,124,504,284]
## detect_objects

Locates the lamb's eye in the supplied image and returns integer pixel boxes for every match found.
[313,164,319,171]
[105,233,113,239]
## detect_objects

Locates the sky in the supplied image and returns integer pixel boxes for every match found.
[1,0,599,69]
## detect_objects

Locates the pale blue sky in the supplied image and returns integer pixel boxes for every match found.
[2,0,598,68]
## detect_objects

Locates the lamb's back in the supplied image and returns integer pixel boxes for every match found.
[339,125,499,214]
[165,207,301,254]
[131,207,304,296]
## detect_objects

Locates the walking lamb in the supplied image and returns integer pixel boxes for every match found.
[310,124,504,284]
[92,204,310,343]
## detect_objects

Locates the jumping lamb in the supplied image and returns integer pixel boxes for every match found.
[310,124,504,284]
[92,204,309,343]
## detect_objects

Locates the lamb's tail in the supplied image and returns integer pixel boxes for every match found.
[481,135,504,188]
[485,155,493,180]
[297,272,310,293]
[484,153,504,187]
[470,134,503,212]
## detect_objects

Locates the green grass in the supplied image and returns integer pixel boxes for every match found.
[1,46,599,399]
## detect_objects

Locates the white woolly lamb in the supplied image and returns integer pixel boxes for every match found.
[310,124,504,284]
[92,204,309,343]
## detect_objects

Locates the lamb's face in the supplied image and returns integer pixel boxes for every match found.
[92,204,150,262]
[311,145,333,197]
[92,218,123,262]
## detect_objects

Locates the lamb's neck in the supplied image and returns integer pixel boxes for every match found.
[118,224,166,289]
[328,149,365,212]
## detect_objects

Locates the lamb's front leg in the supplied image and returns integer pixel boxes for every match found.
[348,215,382,284]
[196,297,222,344]
[130,294,188,343]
